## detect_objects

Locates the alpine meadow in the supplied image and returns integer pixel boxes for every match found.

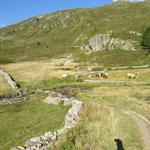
[0,1,150,150]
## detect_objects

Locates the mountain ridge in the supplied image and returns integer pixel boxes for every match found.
[0,1,150,66]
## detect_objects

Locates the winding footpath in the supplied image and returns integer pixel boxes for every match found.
[85,79,150,85]
[124,110,150,150]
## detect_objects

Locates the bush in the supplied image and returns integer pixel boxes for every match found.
[92,66,104,71]
[37,42,41,46]
[58,100,64,106]
[142,27,150,52]
[0,57,13,64]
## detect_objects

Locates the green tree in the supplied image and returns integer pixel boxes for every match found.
[142,27,150,52]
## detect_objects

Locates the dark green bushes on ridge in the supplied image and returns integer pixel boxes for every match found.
[142,27,150,52]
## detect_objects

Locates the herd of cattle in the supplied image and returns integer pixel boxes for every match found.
[61,70,139,82]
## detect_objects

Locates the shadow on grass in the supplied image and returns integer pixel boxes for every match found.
[114,138,125,150]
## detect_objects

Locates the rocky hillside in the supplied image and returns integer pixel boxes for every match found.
[81,33,137,51]
[0,1,150,66]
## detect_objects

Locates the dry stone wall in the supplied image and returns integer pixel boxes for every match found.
[0,68,19,90]
[12,92,83,150]
[0,91,27,104]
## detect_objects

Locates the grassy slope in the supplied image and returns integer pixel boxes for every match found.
[0,2,150,66]
[0,93,70,150]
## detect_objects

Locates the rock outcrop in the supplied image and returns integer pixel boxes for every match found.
[13,92,83,150]
[81,34,136,52]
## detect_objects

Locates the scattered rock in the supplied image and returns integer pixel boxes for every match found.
[17,146,26,150]
[61,74,68,79]
[129,31,142,36]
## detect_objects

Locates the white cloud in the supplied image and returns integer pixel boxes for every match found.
[0,23,6,28]
[113,0,145,2]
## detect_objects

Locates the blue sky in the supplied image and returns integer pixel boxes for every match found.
[0,0,112,27]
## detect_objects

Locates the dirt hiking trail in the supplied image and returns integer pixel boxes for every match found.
[125,110,150,150]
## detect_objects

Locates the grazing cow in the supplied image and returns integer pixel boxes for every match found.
[88,67,92,72]
[61,74,68,79]
[101,72,108,78]
[88,74,93,79]
[95,73,101,77]
[74,65,78,70]
[75,74,84,82]
[95,72,108,78]
[127,72,139,79]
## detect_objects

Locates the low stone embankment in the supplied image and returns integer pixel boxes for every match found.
[0,91,27,104]
[0,68,19,90]
[12,92,83,150]
[0,68,28,104]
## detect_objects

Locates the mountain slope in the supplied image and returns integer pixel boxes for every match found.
[0,2,150,66]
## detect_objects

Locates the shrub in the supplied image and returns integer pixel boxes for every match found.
[59,100,64,106]
[37,42,41,46]
[142,27,150,52]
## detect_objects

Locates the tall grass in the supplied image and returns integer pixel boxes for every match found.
[54,101,142,150]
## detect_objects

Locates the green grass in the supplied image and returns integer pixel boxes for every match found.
[17,77,99,90]
[74,49,150,67]
[0,94,70,150]
[0,88,16,96]
[0,75,14,96]
[0,74,149,150]
[17,75,150,94]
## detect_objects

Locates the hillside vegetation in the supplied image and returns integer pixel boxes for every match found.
[142,26,150,52]
[0,2,150,66]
